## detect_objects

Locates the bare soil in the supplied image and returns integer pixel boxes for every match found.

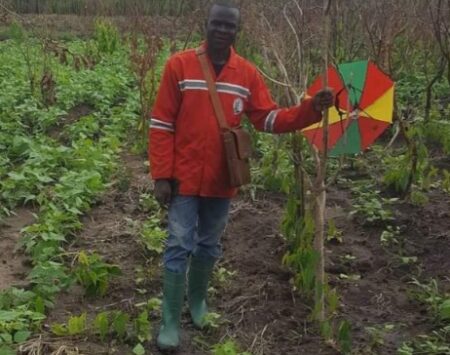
[24,147,449,355]
[0,208,35,291]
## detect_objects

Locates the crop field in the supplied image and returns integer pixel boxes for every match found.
[0,1,449,355]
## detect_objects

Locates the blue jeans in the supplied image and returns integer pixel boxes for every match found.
[163,195,231,274]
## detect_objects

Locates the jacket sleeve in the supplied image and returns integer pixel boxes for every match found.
[148,57,181,180]
[246,69,322,133]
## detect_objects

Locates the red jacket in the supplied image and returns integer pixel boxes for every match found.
[149,44,322,198]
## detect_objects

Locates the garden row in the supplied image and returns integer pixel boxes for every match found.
[0,24,164,354]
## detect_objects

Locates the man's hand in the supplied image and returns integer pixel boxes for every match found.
[154,179,172,207]
[312,88,334,112]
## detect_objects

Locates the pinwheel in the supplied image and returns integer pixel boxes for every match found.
[302,60,394,156]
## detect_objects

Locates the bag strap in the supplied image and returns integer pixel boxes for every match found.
[196,47,230,131]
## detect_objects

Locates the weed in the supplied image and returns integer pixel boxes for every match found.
[94,19,120,55]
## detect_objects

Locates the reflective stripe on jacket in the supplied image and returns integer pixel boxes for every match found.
[149,44,322,198]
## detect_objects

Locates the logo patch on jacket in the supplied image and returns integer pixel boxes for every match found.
[233,98,244,115]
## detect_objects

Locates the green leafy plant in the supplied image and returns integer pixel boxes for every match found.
[350,184,397,225]
[0,307,44,349]
[139,217,167,254]
[410,278,450,324]
[202,312,222,329]
[365,323,395,348]
[0,36,137,351]
[420,166,440,191]
[213,266,236,286]
[211,339,251,355]
[133,310,152,343]
[282,211,317,297]
[51,313,87,336]
[73,251,121,297]
[399,278,450,354]
[326,219,343,243]
[337,320,352,354]
[410,189,429,206]
[442,169,450,193]
[146,298,162,314]
[138,193,161,213]
[132,343,146,355]
[50,309,150,344]
[320,319,352,354]
[422,120,450,154]
[380,226,402,247]
[398,329,450,355]
[94,19,120,55]
[27,261,74,302]
[94,312,109,341]
[112,310,130,340]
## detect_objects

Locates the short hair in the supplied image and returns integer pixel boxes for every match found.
[208,0,241,14]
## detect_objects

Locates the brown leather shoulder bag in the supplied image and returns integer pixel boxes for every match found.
[196,47,252,187]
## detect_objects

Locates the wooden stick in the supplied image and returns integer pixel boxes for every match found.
[313,0,332,323]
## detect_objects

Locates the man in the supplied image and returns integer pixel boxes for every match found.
[149,0,333,350]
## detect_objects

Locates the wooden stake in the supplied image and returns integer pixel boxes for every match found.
[313,0,332,322]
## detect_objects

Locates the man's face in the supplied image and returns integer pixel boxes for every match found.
[206,5,240,52]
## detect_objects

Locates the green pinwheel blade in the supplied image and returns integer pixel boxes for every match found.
[330,120,361,156]
[337,61,369,106]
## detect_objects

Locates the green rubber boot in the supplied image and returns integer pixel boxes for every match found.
[187,255,216,328]
[157,269,185,350]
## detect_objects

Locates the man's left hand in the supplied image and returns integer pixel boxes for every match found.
[312,88,334,112]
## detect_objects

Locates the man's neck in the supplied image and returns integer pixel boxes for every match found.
[207,47,230,65]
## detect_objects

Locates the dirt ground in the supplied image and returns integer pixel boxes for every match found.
[0,208,34,291]
[10,145,444,355]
